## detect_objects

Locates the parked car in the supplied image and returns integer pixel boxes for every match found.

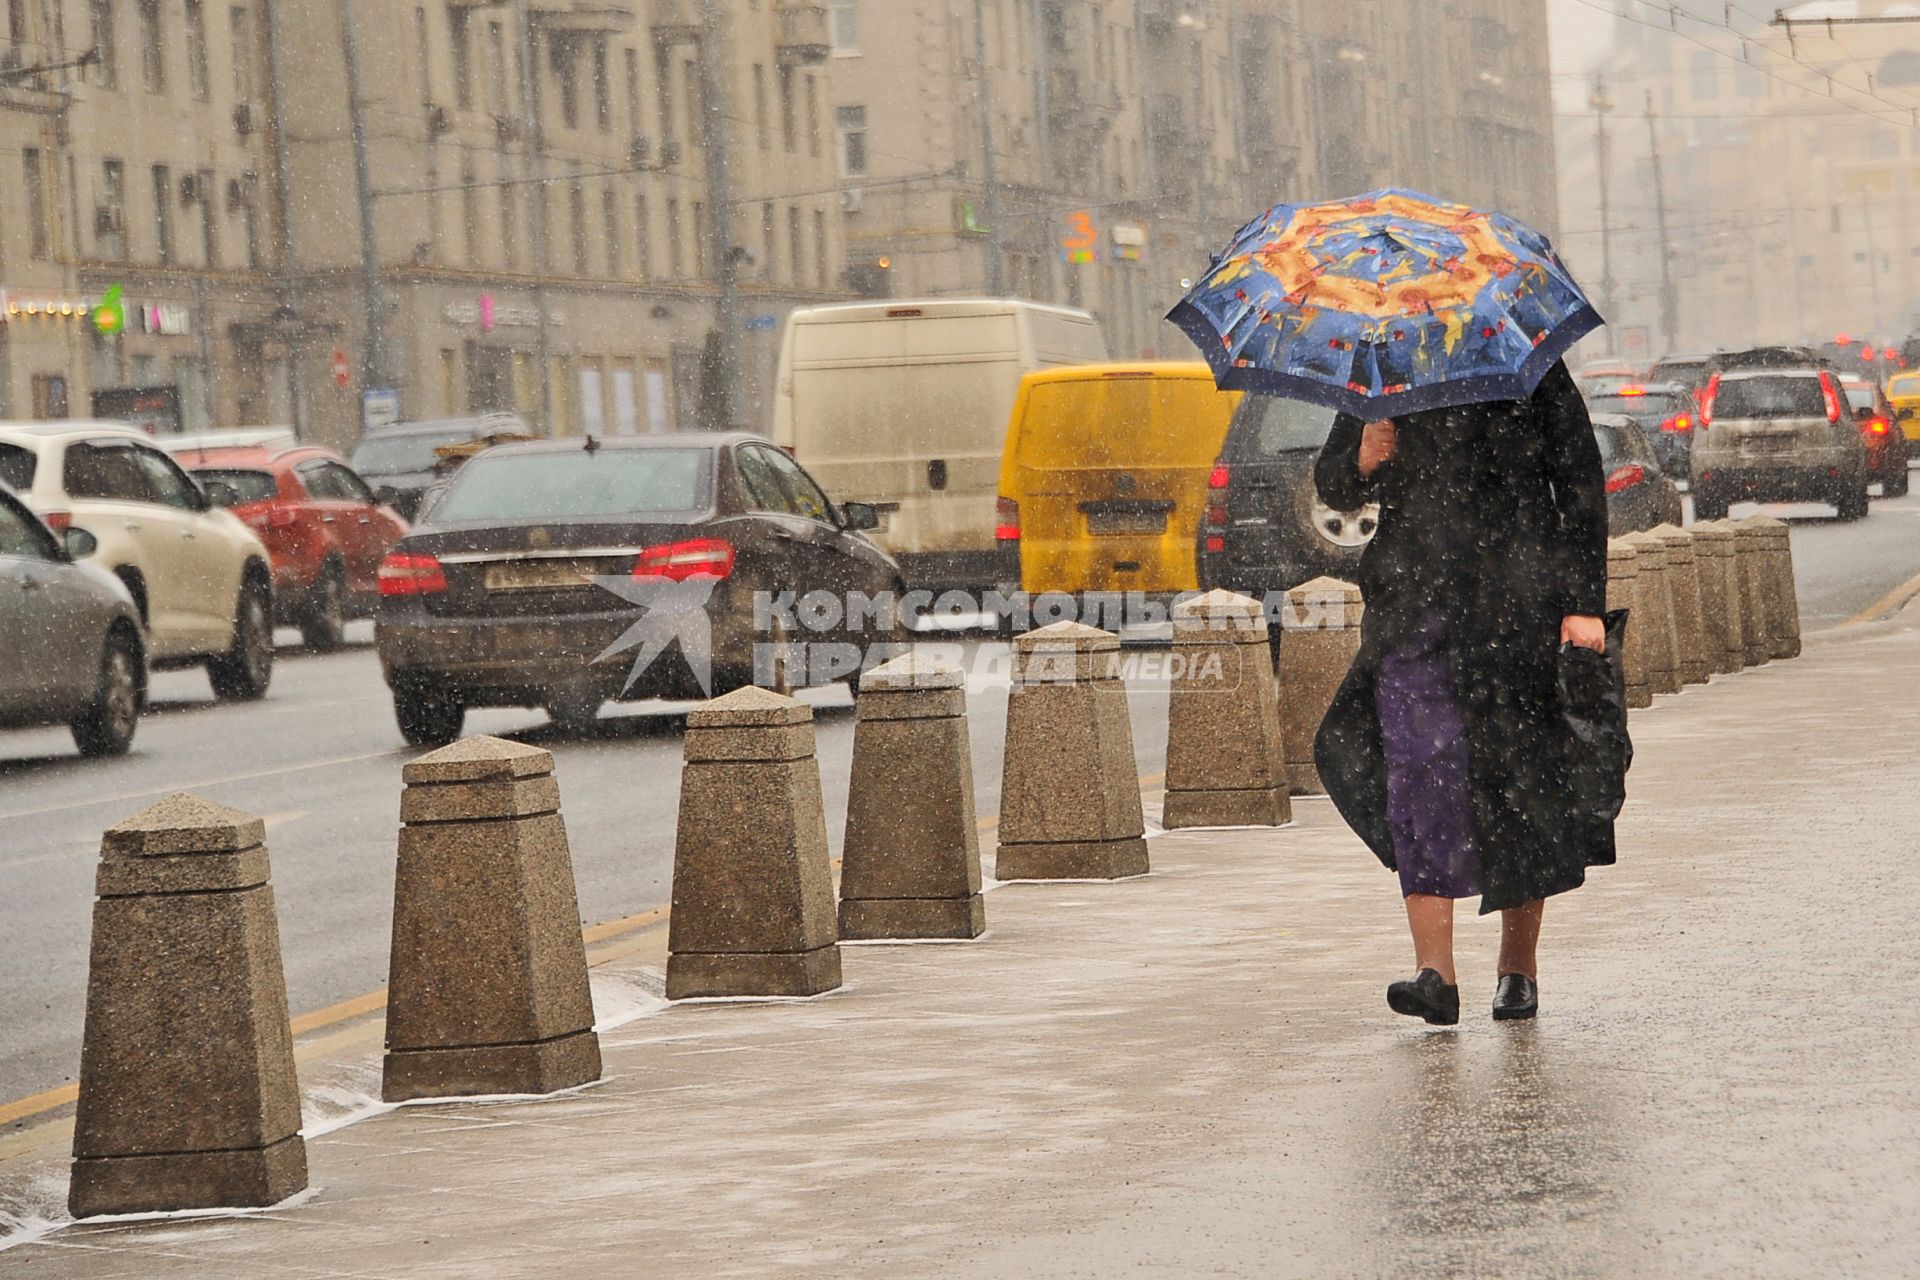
[1584,382,1698,480]
[1196,393,1362,596]
[375,433,906,746]
[349,414,532,521]
[1886,368,1920,440]
[0,484,147,756]
[1574,370,1639,398]
[0,423,275,698]
[1692,368,1871,521]
[174,443,409,648]
[1590,414,1684,533]
[1838,375,1912,498]
[996,363,1238,597]
[1649,352,1715,393]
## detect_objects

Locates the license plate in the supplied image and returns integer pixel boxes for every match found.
[484,559,596,592]
[1087,511,1167,536]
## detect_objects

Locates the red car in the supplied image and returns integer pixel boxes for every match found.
[180,444,408,648]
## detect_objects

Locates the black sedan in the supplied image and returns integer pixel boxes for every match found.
[374,434,907,746]
[0,486,146,757]
[1584,381,1699,480]
[1590,413,1684,533]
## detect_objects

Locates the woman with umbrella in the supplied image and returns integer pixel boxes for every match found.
[1170,190,1624,1026]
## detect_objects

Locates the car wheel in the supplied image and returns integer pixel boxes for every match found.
[543,688,604,735]
[1888,465,1911,498]
[1836,476,1871,522]
[393,675,465,747]
[208,578,274,701]
[71,630,142,758]
[300,563,348,651]
[1692,486,1728,522]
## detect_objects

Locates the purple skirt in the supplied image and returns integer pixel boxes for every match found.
[1375,612,1481,899]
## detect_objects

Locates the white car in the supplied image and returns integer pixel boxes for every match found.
[0,423,276,700]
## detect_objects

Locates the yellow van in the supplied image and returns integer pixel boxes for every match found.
[997,364,1239,596]
[1887,369,1920,441]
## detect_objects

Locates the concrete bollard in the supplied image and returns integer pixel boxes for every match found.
[1278,576,1365,794]
[1730,519,1773,667]
[1162,590,1291,829]
[996,621,1149,880]
[384,737,601,1102]
[70,794,306,1218]
[1622,532,1682,695]
[1741,513,1803,660]
[667,685,842,998]
[1606,539,1652,709]
[1649,524,1710,685]
[839,653,985,940]
[1688,521,1745,675]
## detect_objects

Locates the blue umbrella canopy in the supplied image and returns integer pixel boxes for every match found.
[1167,188,1603,419]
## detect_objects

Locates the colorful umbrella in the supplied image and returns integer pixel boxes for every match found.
[1167,188,1603,418]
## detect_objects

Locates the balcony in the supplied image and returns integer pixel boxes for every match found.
[775,1,830,66]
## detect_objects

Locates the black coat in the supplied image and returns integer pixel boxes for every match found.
[1311,360,1615,913]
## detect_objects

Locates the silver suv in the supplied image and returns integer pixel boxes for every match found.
[1692,368,1870,521]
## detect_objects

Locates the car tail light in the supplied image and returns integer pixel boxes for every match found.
[632,537,735,581]
[1205,536,1226,554]
[1605,463,1646,494]
[1866,416,1891,436]
[378,551,447,597]
[1208,464,1231,489]
[1659,414,1692,433]
[1819,371,1843,424]
[41,510,71,533]
[1616,384,1648,397]
[1699,374,1720,427]
[1202,465,1230,545]
[995,496,1020,543]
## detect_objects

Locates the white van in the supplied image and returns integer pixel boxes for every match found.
[773,298,1108,592]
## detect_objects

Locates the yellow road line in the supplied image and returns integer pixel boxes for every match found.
[1844,566,1920,626]
[0,771,1171,1131]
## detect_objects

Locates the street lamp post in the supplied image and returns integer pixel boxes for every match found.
[513,0,555,433]
[339,0,393,397]
[971,0,1005,296]
[697,0,745,430]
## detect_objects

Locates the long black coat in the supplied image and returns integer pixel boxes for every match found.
[1311,360,1614,913]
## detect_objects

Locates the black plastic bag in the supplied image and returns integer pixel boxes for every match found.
[1558,608,1633,823]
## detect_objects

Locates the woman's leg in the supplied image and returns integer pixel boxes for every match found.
[1404,893,1457,983]
[1498,899,1544,978]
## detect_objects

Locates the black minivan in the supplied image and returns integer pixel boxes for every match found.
[1196,395,1370,599]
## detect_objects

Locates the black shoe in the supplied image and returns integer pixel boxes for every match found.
[1492,973,1538,1021]
[1386,968,1460,1026]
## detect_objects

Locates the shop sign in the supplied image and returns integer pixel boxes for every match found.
[1111,224,1147,263]
[363,388,403,432]
[135,302,191,336]
[446,299,565,329]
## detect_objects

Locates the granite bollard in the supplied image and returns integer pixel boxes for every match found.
[70,794,307,1218]
[1730,518,1773,667]
[1278,576,1364,794]
[1623,532,1682,695]
[384,737,601,1102]
[1741,513,1802,660]
[1606,539,1652,709]
[1649,523,1710,685]
[1688,521,1745,675]
[996,621,1149,880]
[839,653,985,940]
[1162,590,1291,829]
[667,686,842,997]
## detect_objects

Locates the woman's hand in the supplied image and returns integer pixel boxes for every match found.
[1561,614,1606,653]
[1357,419,1397,476]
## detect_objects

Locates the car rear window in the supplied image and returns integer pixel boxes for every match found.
[0,443,35,492]
[191,468,278,505]
[431,449,711,523]
[1713,376,1825,420]
[1013,377,1234,470]
[350,429,481,475]
[1589,391,1688,420]
[1222,395,1338,459]
[1841,384,1876,412]
[1650,359,1708,385]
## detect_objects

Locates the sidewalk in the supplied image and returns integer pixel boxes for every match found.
[4,617,1919,1278]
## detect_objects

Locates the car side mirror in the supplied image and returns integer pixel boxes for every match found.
[63,527,99,560]
[840,501,880,532]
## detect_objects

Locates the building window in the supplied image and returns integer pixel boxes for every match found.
[682,57,700,147]
[499,183,518,269]
[184,0,208,97]
[666,197,683,278]
[753,63,769,150]
[151,164,174,264]
[787,205,803,286]
[556,41,581,129]
[805,73,821,157]
[23,149,49,260]
[413,7,431,103]
[449,6,473,110]
[830,0,858,54]
[778,64,796,151]
[243,191,262,269]
[625,47,641,136]
[6,0,25,44]
[137,0,163,90]
[836,105,867,176]
[197,169,218,266]
[101,159,127,259]
[692,200,706,278]
[602,186,620,276]
[91,0,117,88]
[762,201,777,278]
[635,192,651,279]
[461,155,480,265]
[570,176,588,273]
[1690,50,1717,101]
[592,37,612,132]
[814,208,828,289]
[485,20,507,115]
[229,5,255,102]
